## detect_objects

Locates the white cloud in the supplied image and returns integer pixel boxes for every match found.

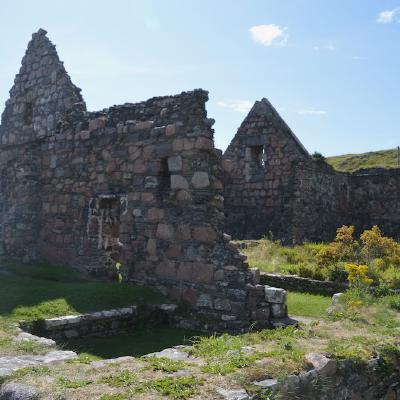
[296,108,327,116]
[377,8,400,23]
[249,24,288,47]
[216,100,253,113]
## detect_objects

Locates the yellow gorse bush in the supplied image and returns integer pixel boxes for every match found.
[344,263,374,286]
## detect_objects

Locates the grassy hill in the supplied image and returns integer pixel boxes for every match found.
[326,148,399,172]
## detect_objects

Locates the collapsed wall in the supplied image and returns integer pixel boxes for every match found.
[223,99,400,243]
[0,29,287,331]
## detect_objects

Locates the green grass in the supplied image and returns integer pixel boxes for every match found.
[287,292,331,318]
[58,376,93,389]
[143,356,188,373]
[326,148,399,172]
[99,370,137,388]
[134,376,203,399]
[0,261,169,322]
[63,327,202,359]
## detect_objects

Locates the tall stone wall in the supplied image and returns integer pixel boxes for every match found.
[349,168,400,238]
[223,99,400,243]
[0,30,287,331]
[223,99,309,243]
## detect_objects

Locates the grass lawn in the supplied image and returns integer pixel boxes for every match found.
[0,261,169,322]
[287,291,331,318]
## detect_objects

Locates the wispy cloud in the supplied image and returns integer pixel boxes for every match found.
[377,8,400,23]
[313,44,336,52]
[216,100,253,113]
[352,55,367,61]
[249,24,288,47]
[296,108,327,116]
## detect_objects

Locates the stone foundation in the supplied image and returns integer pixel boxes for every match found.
[22,304,178,341]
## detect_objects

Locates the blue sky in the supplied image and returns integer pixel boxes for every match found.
[1,0,399,155]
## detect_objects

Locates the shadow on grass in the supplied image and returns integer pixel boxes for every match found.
[61,327,204,359]
[0,261,169,322]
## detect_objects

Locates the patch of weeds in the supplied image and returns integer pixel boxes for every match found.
[142,356,188,373]
[0,336,12,348]
[243,386,276,400]
[58,377,93,389]
[388,296,400,312]
[99,370,137,388]
[374,310,400,329]
[376,343,400,376]
[190,333,248,357]
[66,352,101,364]
[326,336,375,364]
[100,395,127,400]
[254,325,307,342]
[201,352,257,375]
[0,336,50,356]
[134,376,203,399]
[8,366,50,380]
[264,339,305,364]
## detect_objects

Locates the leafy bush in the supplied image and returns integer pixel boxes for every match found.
[242,226,400,288]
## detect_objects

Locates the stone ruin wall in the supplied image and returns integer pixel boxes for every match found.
[0,29,287,332]
[222,98,309,243]
[223,99,400,244]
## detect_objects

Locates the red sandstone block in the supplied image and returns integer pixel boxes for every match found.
[156,224,175,241]
[141,193,155,203]
[195,137,213,150]
[147,208,165,221]
[89,117,106,131]
[192,226,217,242]
[133,160,146,173]
[172,138,184,152]
[192,263,215,284]
[146,238,157,257]
[177,262,193,281]
[79,130,90,140]
[135,120,154,130]
[176,225,191,241]
[176,190,192,202]
[165,124,177,136]
[155,260,177,280]
[181,287,200,305]
[167,244,182,258]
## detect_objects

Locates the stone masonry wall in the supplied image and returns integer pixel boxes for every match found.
[223,99,309,243]
[223,99,400,244]
[0,30,287,332]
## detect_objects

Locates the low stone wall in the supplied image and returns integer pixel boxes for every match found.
[260,273,348,296]
[22,304,177,341]
[257,353,400,400]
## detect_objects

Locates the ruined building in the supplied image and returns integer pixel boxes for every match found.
[223,99,400,243]
[1,29,398,330]
[0,29,287,331]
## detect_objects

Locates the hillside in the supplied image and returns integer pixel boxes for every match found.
[326,147,399,172]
